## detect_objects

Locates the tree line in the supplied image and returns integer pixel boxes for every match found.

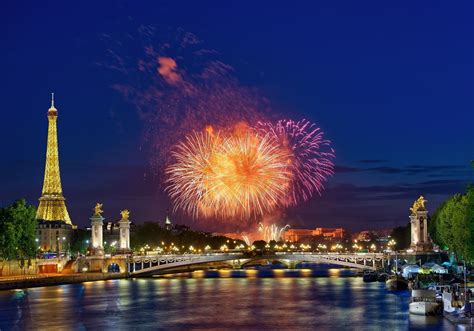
[131,221,245,252]
[430,184,474,262]
[0,199,37,274]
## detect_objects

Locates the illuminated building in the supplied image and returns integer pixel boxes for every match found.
[36,95,74,252]
[283,229,314,242]
[165,215,173,231]
[352,231,375,242]
[283,227,346,242]
[313,228,346,238]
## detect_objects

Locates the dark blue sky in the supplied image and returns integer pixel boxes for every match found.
[1,1,473,231]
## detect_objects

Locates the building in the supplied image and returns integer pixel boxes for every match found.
[35,95,74,252]
[103,219,136,249]
[283,229,313,242]
[351,231,375,242]
[165,216,173,231]
[37,220,73,252]
[313,228,346,238]
[283,227,346,242]
[103,221,120,247]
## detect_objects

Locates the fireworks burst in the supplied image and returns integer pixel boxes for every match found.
[166,127,292,220]
[102,28,335,222]
[258,119,335,206]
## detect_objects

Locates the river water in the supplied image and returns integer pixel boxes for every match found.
[0,268,456,330]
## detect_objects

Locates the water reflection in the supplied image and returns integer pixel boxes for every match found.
[0,269,454,330]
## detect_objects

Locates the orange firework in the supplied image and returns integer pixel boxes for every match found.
[165,127,292,220]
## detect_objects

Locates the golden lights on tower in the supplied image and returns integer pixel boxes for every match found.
[36,94,72,225]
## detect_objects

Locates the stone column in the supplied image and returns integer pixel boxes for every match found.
[90,213,104,256]
[410,209,431,252]
[118,214,131,253]
[410,215,419,247]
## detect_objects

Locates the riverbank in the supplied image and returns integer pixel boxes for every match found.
[0,273,128,291]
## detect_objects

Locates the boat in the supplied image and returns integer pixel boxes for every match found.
[362,270,378,282]
[377,273,389,282]
[442,288,474,325]
[409,289,441,315]
[386,275,408,291]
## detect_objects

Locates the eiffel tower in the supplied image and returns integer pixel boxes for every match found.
[36,94,72,225]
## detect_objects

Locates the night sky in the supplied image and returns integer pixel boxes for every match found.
[1,1,473,232]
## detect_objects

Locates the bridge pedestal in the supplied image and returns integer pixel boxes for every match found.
[410,210,433,252]
[76,256,128,274]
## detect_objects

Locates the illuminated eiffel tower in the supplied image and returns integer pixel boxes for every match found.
[36,94,72,225]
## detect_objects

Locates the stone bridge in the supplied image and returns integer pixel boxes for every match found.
[128,252,388,276]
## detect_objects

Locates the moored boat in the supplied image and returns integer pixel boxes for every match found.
[386,275,409,291]
[377,273,389,282]
[442,290,474,325]
[362,270,378,282]
[409,289,441,315]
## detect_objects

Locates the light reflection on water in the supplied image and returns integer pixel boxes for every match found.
[0,269,453,330]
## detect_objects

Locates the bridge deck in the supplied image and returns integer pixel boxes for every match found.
[128,252,387,275]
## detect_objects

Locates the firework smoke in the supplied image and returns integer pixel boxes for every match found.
[101,27,271,173]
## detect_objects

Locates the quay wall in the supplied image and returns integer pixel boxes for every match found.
[0,258,70,277]
[0,273,127,291]
[0,260,40,277]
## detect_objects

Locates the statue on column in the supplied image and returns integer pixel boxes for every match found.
[409,196,432,252]
[117,209,131,254]
[90,203,105,256]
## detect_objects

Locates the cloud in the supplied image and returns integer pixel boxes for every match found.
[334,163,471,176]
[358,159,386,164]
[157,57,181,84]
[333,165,361,173]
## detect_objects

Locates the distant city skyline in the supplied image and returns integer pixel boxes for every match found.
[1,1,472,231]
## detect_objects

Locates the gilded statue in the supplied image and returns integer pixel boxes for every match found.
[120,209,130,220]
[410,196,427,214]
[94,203,104,216]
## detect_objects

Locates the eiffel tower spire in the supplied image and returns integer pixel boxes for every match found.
[36,94,72,225]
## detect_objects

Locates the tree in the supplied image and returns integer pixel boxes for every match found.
[252,240,267,250]
[70,229,90,255]
[431,186,474,263]
[0,199,37,275]
[130,221,245,252]
[0,208,19,275]
[390,223,411,251]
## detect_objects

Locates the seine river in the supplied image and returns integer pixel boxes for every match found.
[0,268,454,330]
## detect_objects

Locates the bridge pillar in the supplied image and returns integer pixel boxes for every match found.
[117,211,131,253]
[232,260,242,269]
[288,261,298,269]
[90,211,104,257]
